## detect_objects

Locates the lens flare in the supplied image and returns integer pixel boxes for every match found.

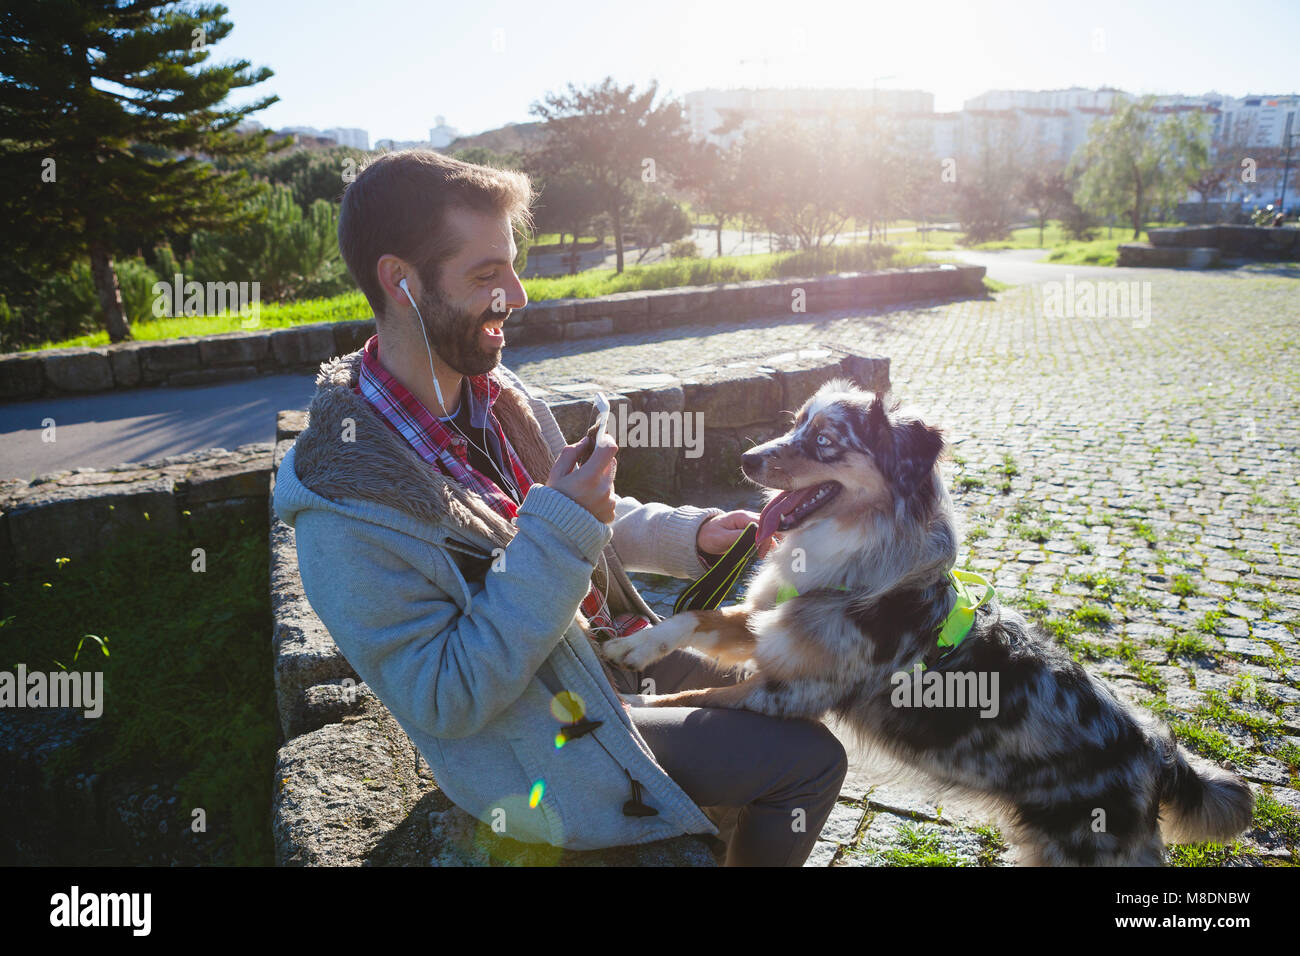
[528,779,545,808]
[550,690,585,723]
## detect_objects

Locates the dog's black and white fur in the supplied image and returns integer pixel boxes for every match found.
[602,379,1253,865]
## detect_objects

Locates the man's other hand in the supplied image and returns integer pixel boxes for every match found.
[697,509,781,559]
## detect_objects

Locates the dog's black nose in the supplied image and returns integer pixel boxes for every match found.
[741,451,762,472]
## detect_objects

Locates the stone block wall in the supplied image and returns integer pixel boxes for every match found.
[0,265,980,401]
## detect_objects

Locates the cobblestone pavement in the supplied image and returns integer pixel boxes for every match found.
[510,268,1300,866]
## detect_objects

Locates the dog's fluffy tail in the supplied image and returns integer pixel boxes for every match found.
[1158,741,1254,845]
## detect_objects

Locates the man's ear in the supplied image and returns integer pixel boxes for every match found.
[377,253,417,313]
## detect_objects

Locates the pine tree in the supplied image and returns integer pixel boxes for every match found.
[0,1,279,342]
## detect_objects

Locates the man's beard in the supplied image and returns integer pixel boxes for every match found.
[417,281,504,377]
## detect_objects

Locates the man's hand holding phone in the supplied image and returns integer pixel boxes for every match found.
[546,395,617,524]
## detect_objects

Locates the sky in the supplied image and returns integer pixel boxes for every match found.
[211,0,1300,143]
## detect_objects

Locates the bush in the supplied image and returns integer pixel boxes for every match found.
[668,238,698,259]
[191,184,348,302]
[1061,200,1097,241]
[0,256,161,350]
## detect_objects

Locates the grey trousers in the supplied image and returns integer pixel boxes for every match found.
[604,649,848,867]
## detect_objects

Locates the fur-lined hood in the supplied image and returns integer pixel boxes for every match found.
[278,349,556,556]
[275,345,706,627]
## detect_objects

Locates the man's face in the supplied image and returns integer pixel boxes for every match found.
[414,205,527,376]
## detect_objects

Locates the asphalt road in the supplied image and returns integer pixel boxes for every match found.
[0,371,319,482]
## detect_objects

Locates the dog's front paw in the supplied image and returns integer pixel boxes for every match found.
[601,632,674,670]
[618,692,651,707]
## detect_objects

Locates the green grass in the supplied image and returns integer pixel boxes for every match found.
[1199,689,1282,737]
[1073,604,1114,629]
[528,232,605,248]
[1005,500,1059,544]
[1019,593,1051,617]
[874,822,970,867]
[1168,840,1255,867]
[1043,237,1127,267]
[889,220,1170,270]
[1169,713,1255,767]
[1171,574,1198,598]
[23,241,927,351]
[1067,570,1124,599]
[1196,609,1225,634]
[1252,790,1300,845]
[1165,632,1212,657]
[1276,742,1300,773]
[25,290,375,350]
[1130,520,1158,546]
[0,510,276,864]
[970,823,1009,867]
[524,241,921,300]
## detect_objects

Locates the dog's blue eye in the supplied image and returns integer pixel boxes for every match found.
[816,435,831,447]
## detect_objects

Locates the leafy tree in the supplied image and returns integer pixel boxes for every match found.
[626,192,690,264]
[735,118,854,250]
[452,145,526,172]
[278,146,368,209]
[190,185,345,303]
[846,110,907,242]
[1071,96,1211,239]
[0,0,278,342]
[0,255,161,351]
[528,165,603,250]
[675,138,745,257]
[956,116,1024,242]
[1018,161,1073,247]
[529,77,692,273]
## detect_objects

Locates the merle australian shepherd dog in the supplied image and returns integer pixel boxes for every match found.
[602,379,1253,865]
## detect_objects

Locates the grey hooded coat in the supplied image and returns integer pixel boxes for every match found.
[272,348,722,849]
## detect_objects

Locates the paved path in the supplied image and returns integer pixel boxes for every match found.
[592,269,1298,866]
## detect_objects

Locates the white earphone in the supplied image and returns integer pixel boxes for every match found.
[398,280,608,618]
[397,275,521,503]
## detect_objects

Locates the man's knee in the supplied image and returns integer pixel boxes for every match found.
[776,718,848,792]
[811,723,849,789]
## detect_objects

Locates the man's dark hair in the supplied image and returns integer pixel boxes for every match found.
[338,148,535,317]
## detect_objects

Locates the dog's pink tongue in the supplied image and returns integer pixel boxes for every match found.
[757,487,817,543]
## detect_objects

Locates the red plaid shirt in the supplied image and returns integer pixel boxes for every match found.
[355,335,650,640]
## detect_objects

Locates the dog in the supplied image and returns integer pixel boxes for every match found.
[601,379,1254,865]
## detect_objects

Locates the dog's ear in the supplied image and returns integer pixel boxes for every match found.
[867,392,890,433]
[894,419,946,492]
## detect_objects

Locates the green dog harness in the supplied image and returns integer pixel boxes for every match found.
[926,568,996,668]
[674,528,996,668]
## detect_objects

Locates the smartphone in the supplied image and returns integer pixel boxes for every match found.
[576,392,611,465]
